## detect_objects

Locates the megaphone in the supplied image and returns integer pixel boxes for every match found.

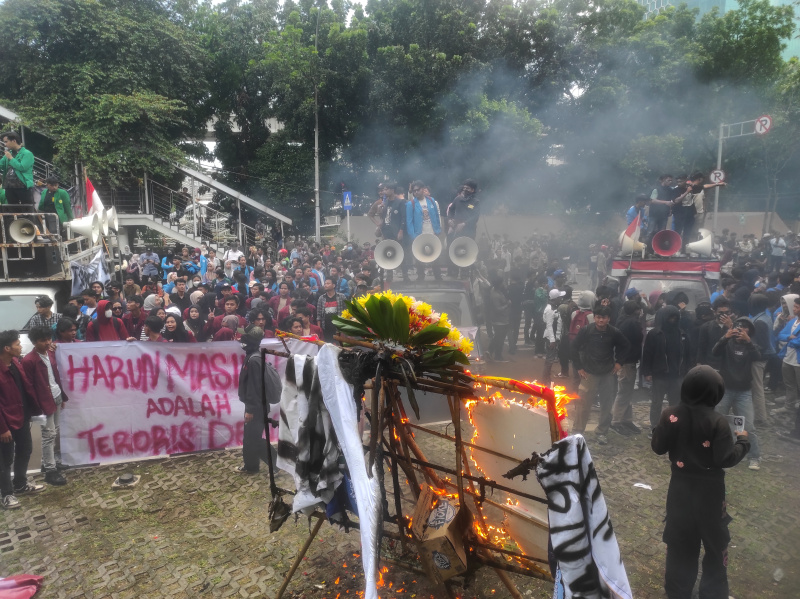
[449,237,479,268]
[412,233,442,263]
[685,228,713,257]
[620,235,646,255]
[68,213,101,244]
[106,206,119,232]
[8,218,37,244]
[98,209,109,236]
[375,239,405,270]
[652,229,682,257]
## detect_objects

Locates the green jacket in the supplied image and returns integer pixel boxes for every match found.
[0,147,35,189]
[39,188,75,223]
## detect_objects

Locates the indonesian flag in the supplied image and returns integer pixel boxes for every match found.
[86,178,105,215]
[624,213,641,241]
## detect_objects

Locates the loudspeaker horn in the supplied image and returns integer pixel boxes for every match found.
[8,218,37,244]
[98,209,109,236]
[69,213,101,244]
[652,229,682,256]
[685,228,713,257]
[620,234,646,255]
[449,236,479,268]
[412,233,442,263]
[106,206,119,232]
[375,239,405,270]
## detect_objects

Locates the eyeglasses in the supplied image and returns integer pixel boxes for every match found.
[112,307,123,311]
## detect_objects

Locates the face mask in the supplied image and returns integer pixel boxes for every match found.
[105,310,113,318]
[193,281,200,287]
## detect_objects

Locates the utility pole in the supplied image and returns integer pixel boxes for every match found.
[314,9,321,243]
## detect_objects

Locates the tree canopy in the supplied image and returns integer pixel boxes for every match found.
[0,0,796,227]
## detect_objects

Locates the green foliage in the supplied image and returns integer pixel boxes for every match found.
[620,135,688,190]
[0,0,209,184]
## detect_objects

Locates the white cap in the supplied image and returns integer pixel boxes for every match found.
[549,289,566,300]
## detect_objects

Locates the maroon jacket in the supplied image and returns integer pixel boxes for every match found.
[0,358,42,434]
[205,313,247,337]
[122,309,149,339]
[22,350,68,416]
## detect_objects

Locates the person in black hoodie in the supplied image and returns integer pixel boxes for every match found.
[610,300,644,436]
[687,302,714,370]
[696,297,733,369]
[652,366,750,599]
[711,316,762,470]
[641,305,690,433]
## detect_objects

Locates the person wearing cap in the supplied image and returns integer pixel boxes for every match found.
[542,288,565,384]
[570,304,630,443]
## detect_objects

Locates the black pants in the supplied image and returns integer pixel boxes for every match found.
[489,324,508,360]
[651,376,682,428]
[3,187,33,209]
[664,472,731,599]
[507,309,522,354]
[0,421,33,497]
[242,402,274,473]
[557,337,570,376]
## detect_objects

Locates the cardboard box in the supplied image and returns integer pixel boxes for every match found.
[411,487,471,581]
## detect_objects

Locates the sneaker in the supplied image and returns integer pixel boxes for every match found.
[2,495,20,510]
[622,421,642,435]
[56,462,71,471]
[748,459,761,471]
[610,423,633,437]
[13,483,45,495]
[596,433,608,445]
[235,465,258,474]
[647,430,654,440]
[44,470,67,486]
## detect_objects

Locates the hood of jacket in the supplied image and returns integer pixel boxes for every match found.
[95,299,112,324]
[577,290,596,310]
[781,293,799,315]
[681,365,725,407]
[654,305,681,331]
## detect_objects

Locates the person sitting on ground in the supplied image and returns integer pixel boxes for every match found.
[651,365,750,599]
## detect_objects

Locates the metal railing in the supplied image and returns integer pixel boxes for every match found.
[0,141,77,191]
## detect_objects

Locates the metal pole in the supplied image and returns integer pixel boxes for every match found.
[191,178,197,238]
[237,198,242,246]
[713,123,723,238]
[314,10,321,243]
[143,172,150,214]
[347,209,351,242]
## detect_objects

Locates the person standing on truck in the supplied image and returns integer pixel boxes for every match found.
[0,330,45,510]
[379,183,408,281]
[570,304,630,444]
[647,175,677,242]
[38,176,74,225]
[406,181,443,281]
[0,131,34,210]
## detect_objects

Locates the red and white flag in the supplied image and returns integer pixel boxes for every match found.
[86,178,105,215]
[624,213,641,241]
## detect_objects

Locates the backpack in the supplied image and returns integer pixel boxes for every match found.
[569,309,591,341]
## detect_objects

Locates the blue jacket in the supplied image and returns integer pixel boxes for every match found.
[776,318,800,361]
[406,197,441,238]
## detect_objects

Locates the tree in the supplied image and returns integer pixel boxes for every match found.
[0,0,209,185]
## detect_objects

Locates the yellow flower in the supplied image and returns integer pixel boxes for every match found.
[341,309,352,320]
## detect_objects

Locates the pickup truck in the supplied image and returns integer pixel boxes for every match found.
[611,257,718,311]
[1,282,70,355]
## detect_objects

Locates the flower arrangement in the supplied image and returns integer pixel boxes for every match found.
[333,290,473,368]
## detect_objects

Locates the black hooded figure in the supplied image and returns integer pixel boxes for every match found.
[641,305,691,428]
[652,366,750,599]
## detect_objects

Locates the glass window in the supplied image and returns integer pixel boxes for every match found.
[628,278,709,312]
[0,295,39,331]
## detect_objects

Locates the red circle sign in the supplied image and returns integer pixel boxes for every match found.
[755,115,772,135]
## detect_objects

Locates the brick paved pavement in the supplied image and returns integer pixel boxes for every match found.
[1,394,798,598]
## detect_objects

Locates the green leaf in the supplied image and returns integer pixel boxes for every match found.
[331,316,375,338]
[410,325,450,346]
[392,298,410,344]
[348,300,373,328]
[364,296,389,338]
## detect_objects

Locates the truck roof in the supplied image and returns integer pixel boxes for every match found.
[611,257,720,280]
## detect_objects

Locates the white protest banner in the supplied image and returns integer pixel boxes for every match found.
[56,337,318,466]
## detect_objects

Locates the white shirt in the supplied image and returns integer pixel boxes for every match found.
[543,304,561,344]
[223,249,244,263]
[38,351,62,404]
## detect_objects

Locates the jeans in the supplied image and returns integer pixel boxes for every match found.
[41,402,62,471]
[0,421,33,497]
[488,324,508,360]
[574,371,616,434]
[543,341,559,386]
[507,310,522,354]
[650,377,682,428]
[750,360,768,424]
[242,402,274,473]
[715,388,760,460]
[781,361,800,435]
[612,363,636,424]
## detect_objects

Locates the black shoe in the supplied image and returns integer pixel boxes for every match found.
[13,482,45,494]
[44,470,67,486]
[622,421,642,435]
[610,423,633,437]
[56,462,71,471]
[235,465,258,474]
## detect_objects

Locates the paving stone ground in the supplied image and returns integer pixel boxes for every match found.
[1,390,798,599]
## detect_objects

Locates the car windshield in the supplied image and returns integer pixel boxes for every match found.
[0,295,39,331]
[628,278,709,312]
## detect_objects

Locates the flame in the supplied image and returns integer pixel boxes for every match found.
[377,566,388,588]
[335,577,340,584]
